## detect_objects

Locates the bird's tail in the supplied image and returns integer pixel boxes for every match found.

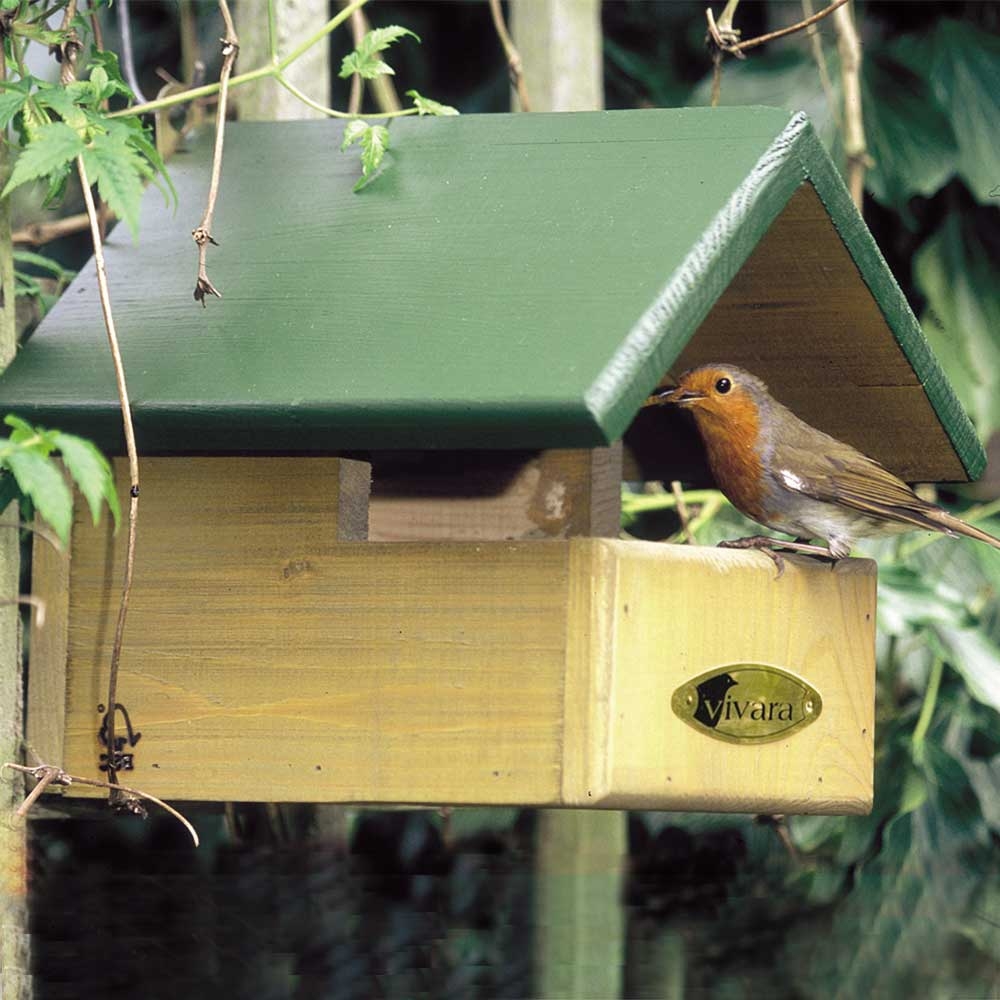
[932,509,1000,551]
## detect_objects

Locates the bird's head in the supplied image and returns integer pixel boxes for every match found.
[643,365,769,439]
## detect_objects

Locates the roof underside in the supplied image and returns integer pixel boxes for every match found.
[0,107,983,480]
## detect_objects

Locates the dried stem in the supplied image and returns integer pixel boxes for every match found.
[77,156,140,799]
[192,1,238,306]
[3,762,200,847]
[117,0,149,104]
[488,0,531,112]
[339,1,402,114]
[0,596,45,628]
[670,481,696,545]
[801,0,840,127]
[347,5,364,115]
[107,0,371,121]
[707,0,849,70]
[832,1,867,210]
[12,209,115,247]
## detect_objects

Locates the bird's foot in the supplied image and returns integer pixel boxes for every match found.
[717,535,836,579]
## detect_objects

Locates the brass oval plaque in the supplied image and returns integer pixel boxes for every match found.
[671,664,822,745]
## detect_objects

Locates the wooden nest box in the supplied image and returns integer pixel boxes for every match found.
[0,108,982,815]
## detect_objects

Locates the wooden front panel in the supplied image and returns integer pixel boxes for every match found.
[598,542,876,814]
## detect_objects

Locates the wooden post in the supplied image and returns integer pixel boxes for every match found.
[508,0,604,112]
[237,0,331,121]
[1,124,29,998]
[506,6,624,995]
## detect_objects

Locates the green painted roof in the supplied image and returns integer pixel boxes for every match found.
[0,107,984,477]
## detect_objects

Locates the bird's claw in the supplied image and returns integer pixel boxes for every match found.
[718,536,786,578]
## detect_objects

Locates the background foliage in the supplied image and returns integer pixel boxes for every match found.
[3,2,999,997]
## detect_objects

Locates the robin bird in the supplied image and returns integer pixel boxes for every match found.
[644,364,1000,568]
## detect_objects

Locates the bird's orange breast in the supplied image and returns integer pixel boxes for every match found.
[690,397,769,522]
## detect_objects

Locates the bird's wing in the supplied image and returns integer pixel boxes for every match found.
[771,440,950,533]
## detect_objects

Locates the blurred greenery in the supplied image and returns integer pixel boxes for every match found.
[6,1,1000,997]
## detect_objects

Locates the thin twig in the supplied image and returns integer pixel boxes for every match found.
[106,0,372,121]
[2,762,200,846]
[670,481,697,545]
[707,0,848,61]
[192,1,238,306]
[488,0,531,112]
[12,209,115,246]
[55,0,81,85]
[801,0,840,128]
[0,595,45,628]
[347,5,364,115]
[117,0,149,104]
[77,156,140,800]
[832,0,867,210]
[730,0,848,52]
[0,518,64,552]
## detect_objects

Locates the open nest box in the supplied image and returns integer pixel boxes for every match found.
[0,107,982,815]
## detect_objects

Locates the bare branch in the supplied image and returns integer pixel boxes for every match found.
[2,762,200,847]
[670,481,696,545]
[0,595,45,628]
[832,1,867,210]
[193,1,238,306]
[12,209,115,246]
[77,155,140,801]
[706,0,849,81]
[488,0,531,112]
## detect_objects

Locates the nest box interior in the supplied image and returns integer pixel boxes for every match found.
[1,106,981,813]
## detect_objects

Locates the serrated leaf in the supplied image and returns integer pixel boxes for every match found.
[81,132,146,239]
[406,89,458,116]
[90,66,109,102]
[1,121,85,199]
[116,119,177,206]
[353,124,389,191]
[0,87,28,131]
[339,25,419,80]
[915,215,1000,440]
[340,52,395,80]
[340,118,368,151]
[3,449,72,544]
[52,431,120,530]
[89,50,128,89]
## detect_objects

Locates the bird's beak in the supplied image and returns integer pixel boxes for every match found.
[642,385,704,408]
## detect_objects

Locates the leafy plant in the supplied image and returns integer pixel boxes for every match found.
[337,26,457,190]
[0,52,172,237]
[0,414,119,545]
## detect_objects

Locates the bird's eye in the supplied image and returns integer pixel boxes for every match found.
[715,377,732,394]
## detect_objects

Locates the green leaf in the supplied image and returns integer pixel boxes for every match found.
[52,431,120,530]
[931,624,1000,714]
[340,118,369,152]
[340,121,389,190]
[3,449,72,544]
[81,131,147,239]
[0,85,28,131]
[897,20,1000,204]
[116,118,178,206]
[1,121,85,199]
[339,25,419,80]
[914,214,1000,440]
[861,51,957,210]
[406,89,459,116]
[356,124,389,191]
